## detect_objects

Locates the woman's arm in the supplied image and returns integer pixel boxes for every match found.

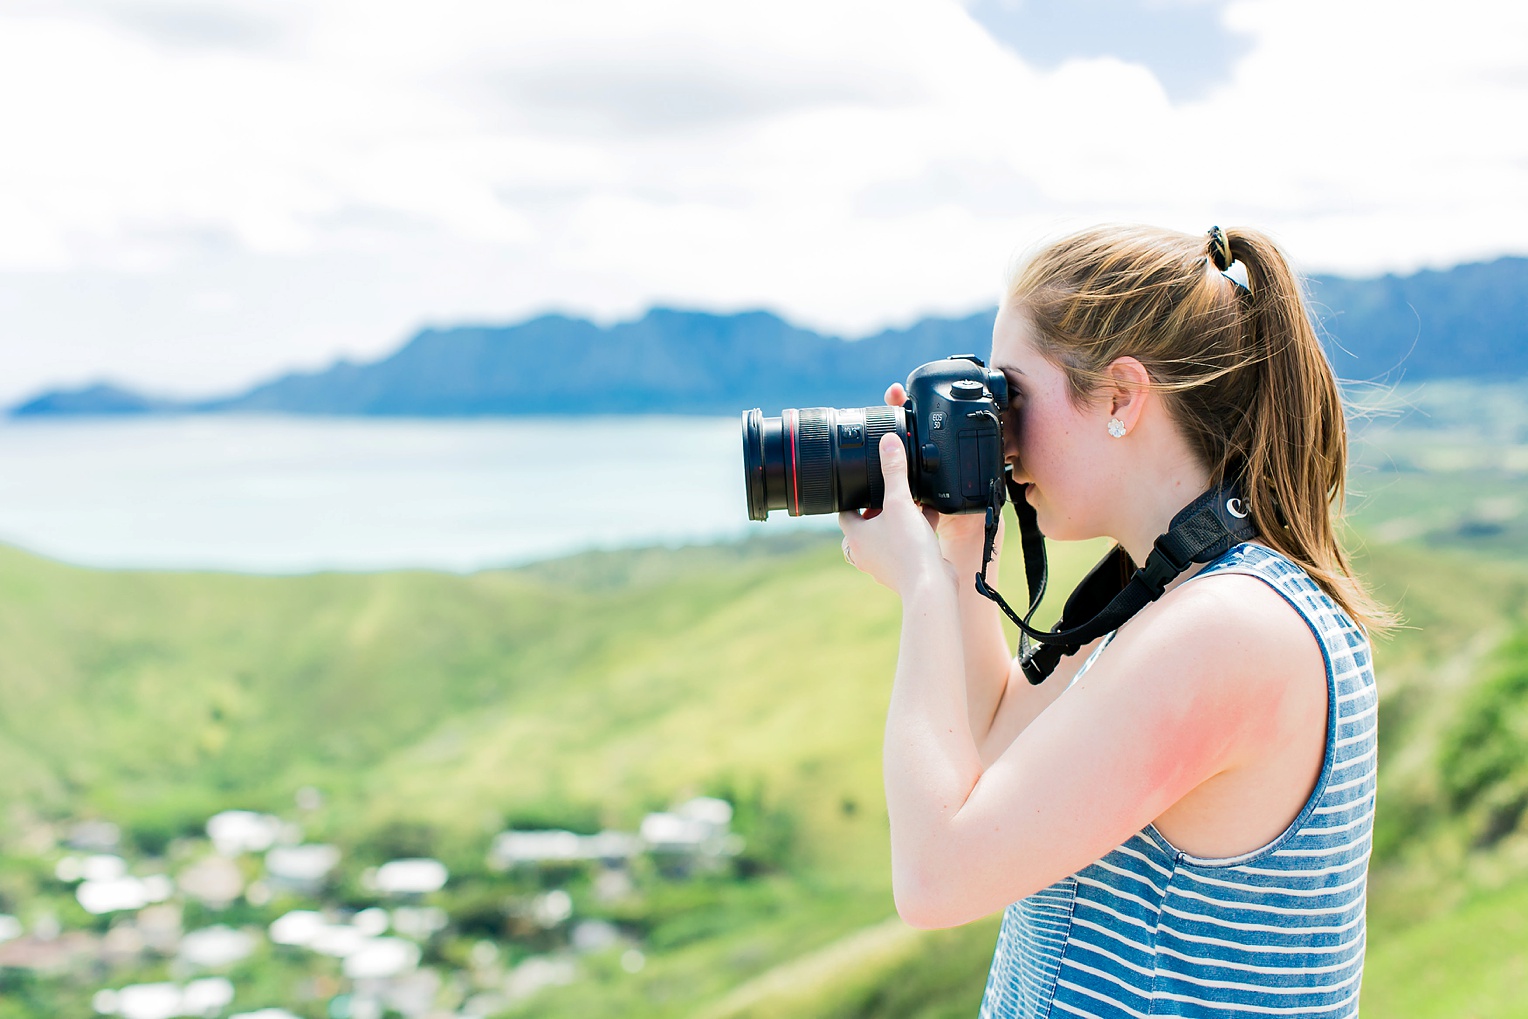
[878,383,1027,757]
[935,504,1020,753]
[933,516,1083,766]
[841,434,1314,930]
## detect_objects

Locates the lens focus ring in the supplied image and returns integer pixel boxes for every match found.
[794,409,835,514]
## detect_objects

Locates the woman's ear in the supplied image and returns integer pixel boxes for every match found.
[1104,356,1152,433]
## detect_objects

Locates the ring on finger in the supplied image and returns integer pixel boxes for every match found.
[842,539,855,566]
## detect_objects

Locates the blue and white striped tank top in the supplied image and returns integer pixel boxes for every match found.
[979,543,1378,1018]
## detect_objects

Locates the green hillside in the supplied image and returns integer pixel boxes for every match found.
[3,382,1528,1016]
[0,527,1109,1018]
[0,533,1525,1017]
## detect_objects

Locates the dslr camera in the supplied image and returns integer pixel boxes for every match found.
[742,355,1010,520]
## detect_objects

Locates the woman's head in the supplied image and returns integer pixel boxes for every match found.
[1000,223,1388,630]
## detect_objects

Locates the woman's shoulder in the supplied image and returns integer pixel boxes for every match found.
[1114,551,1320,684]
[1084,549,1328,754]
[1180,542,1365,655]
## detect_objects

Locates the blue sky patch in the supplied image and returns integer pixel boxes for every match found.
[964,0,1252,102]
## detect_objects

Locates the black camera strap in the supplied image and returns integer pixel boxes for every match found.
[974,478,1259,684]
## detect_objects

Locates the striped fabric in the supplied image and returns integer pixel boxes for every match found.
[979,543,1378,1018]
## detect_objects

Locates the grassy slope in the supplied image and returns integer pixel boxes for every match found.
[0,544,593,833]
[2,487,1528,1014]
[0,524,1102,1017]
[1361,873,1528,1018]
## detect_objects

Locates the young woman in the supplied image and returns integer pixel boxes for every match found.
[838,225,1383,1018]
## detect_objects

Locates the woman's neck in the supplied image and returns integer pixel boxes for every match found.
[1115,459,1213,568]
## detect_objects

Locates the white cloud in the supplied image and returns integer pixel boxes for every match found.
[0,0,1523,401]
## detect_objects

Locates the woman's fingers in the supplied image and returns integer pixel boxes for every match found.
[884,383,907,407]
[839,433,942,591]
[878,432,913,504]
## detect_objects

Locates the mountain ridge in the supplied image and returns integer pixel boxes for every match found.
[13,257,1527,417]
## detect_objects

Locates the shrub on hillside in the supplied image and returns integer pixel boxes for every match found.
[1438,633,1528,845]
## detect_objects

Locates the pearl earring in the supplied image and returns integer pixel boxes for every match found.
[1107,418,1126,438]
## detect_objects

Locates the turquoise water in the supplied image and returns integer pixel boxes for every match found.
[0,416,831,573]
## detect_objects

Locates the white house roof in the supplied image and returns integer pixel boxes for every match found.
[179,926,256,969]
[268,911,326,947]
[343,937,421,980]
[264,844,340,883]
[372,858,448,895]
[679,797,734,827]
[489,830,640,866]
[77,875,172,916]
[206,811,284,856]
[92,978,233,1019]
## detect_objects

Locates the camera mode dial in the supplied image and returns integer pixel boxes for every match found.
[950,380,985,400]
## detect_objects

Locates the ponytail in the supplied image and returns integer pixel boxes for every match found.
[1010,224,1392,633]
[1222,228,1393,632]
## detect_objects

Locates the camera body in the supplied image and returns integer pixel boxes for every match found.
[902,355,1010,514]
[742,354,1010,520]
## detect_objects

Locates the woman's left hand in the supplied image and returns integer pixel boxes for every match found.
[838,433,951,595]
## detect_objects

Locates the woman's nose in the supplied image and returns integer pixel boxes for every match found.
[1002,420,1020,461]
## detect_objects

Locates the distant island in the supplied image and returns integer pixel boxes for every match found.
[12,257,1526,418]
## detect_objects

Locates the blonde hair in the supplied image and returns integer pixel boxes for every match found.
[1008,224,1390,632]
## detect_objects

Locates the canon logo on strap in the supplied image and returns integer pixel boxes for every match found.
[1225,498,1249,519]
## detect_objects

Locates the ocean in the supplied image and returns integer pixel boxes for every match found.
[0,416,833,573]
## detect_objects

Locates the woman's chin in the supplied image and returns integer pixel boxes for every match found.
[1030,500,1088,544]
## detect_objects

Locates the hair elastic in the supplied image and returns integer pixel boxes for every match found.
[1206,225,1251,297]
[1206,225,1233,270]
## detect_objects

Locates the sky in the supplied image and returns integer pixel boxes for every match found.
[0,0,1524,405]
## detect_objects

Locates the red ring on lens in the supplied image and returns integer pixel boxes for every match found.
[786,408,800,515]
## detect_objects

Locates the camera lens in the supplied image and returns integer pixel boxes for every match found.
[741,405,908,520]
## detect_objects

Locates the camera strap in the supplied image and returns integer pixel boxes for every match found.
[974,478,1258,684]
